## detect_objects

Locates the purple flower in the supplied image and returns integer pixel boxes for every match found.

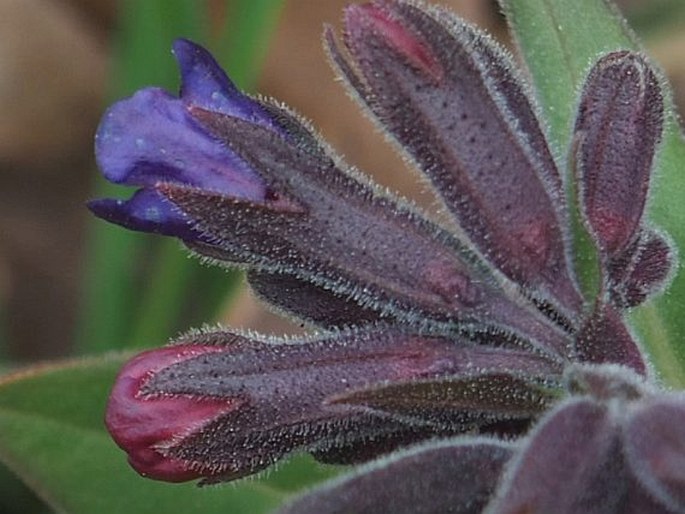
[92,0,678,507]
[88,39,276,239]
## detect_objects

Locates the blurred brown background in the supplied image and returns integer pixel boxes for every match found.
[0,0,683,361]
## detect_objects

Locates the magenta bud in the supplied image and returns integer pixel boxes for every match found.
[105,345,239,482]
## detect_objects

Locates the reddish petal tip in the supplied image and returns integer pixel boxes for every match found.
[345,2,444,83]
[589,208,630,256]
[105,345,240,482]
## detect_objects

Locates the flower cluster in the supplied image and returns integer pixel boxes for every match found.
[91,1,682,512]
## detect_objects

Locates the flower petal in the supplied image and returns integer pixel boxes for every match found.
[277,439,514,514]
[487,398,629,514]
[87,189,197,240]
[173,38,276,127]
[623,394,685,512]
[328,1,581,316]
[94,87,265,198]
[573,51,664,258]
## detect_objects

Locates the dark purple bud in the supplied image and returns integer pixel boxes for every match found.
[278,439,514,514]
[609,229,675,308]
[95,87,262,194]
[170,110,572,357]
[623,394,685,512]
[574,51,664,258]
[91,39,273,239]
[575,303,646,374]
[106,327,549,483]
[327,1,581,316]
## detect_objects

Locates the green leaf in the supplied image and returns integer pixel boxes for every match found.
[0,356,338,514]
[502,0,685,387]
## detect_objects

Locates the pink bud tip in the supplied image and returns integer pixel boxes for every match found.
[105,345,240,482]
[590,207,630,255]
[346,3,444,83]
